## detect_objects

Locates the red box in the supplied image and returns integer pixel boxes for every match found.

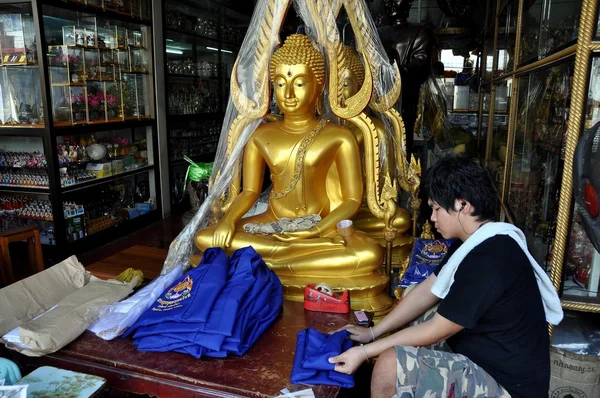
[303,284,350,314]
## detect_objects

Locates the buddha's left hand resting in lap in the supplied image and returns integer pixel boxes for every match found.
[195,34,383,277]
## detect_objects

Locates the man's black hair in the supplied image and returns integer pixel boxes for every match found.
[422,154,499,221]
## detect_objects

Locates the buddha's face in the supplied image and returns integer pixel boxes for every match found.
[341,69,360,101]
[273,64,322,116]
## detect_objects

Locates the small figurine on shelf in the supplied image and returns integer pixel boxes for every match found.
[86,33,96,48]
[18,103,33,125]
[79,136,90,162]
[68,145,78,163]
[87,90,106,122]
[76,32,85,47]
[26,39,37,64]
[134,180,150,203]
[38,104,44,125]
[106,93,119,119]
[71,92,86,122]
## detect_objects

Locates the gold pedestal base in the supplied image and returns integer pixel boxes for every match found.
[277,272,393,317]
[191,253,394,317]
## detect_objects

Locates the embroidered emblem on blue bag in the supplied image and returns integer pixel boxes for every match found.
[153,275,194,311]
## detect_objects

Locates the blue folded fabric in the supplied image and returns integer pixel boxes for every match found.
[128,246,283,359]
[124,248,230,337]
[291,329,355,388]
[222,266,283,355]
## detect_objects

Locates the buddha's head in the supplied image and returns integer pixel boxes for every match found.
[340,46,365,101]
[384,0,414,25]
[270,34,325,116]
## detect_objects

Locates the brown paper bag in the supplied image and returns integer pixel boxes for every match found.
[0,256,88,336]
[11,276,138,356]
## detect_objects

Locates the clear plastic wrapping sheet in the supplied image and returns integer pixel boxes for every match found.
[418,76,455,150]
[161,0,289,275]
[552,311,600,356]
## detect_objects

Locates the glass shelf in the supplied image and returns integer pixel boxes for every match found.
[0,135,48,190]
[507,60,574,269]
[584,56,600,130]
[61,171,156,243]
[0,10,36,66]
[43,5,154,126]
[520,0,582,66]
[486,80,511,193]
[44,0,151,23]
[56,125,153,191]
[493,1,518,77]
[539,0,581,59]
[520,0,544,66]
[563,211,600,302]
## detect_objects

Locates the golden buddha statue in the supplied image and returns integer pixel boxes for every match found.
[336,45,411,237]
[194,35,391,313]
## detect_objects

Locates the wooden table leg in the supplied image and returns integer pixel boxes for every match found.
[0,238,15,285]
[0,247,7,287]
[29,230,44,274]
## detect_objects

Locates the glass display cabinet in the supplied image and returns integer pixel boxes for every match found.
[494,1,518,77]
[160,0,249,213]
[0,12,36,65]
[0,0,159,264]
[44,6,153,127]
[479,0,600,313]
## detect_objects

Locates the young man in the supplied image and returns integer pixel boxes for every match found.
[329,155,562,398]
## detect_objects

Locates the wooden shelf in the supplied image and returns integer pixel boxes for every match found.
[52,118,154,136]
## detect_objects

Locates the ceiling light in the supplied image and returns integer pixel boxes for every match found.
[206,46,233,54]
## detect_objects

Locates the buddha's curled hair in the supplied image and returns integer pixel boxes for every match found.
[269,34,326,85]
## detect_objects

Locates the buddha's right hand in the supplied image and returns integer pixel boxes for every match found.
[213,220,236,248]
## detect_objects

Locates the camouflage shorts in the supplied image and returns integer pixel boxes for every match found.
[393,345,512,398]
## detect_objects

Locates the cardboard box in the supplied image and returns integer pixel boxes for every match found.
[86,162,112,178]
[0,256,88,337]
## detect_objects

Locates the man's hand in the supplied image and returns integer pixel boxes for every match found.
[335,324,373,344]
[328,346,366,375]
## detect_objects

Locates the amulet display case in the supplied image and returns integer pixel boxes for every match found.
[479,0,600,315]
[155,0,249,214]
[0,0,159,264]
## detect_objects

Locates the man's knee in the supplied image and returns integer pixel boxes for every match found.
[371,347,397,398]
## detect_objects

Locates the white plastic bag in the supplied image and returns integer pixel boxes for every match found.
[87,264,183,340]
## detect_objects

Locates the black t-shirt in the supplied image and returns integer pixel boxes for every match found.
[434,236,550,398]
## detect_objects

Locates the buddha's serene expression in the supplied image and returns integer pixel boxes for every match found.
[339,46,365,102]
[273,64,322,116]
[341,69,360,101]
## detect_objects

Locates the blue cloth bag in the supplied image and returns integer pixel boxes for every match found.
[290,329,355,388]
[220,265,282,355]
[129,246,283,359]
[400,238,455,287]
[124,248,230,337]
[131,247,262,353]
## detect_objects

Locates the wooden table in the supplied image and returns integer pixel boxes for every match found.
[85,245,167,280]
[14,245,352,397]
[14,301,348,397]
